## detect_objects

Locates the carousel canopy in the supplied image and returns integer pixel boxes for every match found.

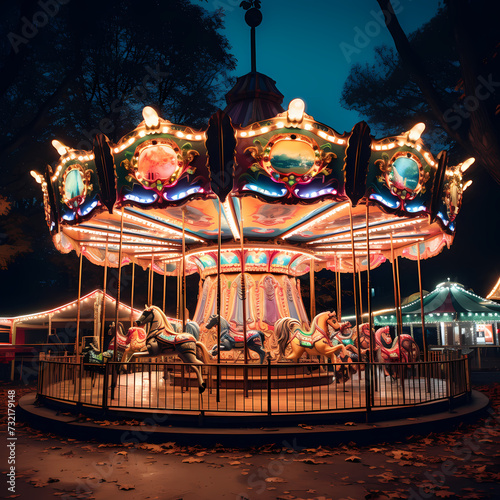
[374,281,500,325]
[32,71,474,279]
[0,289,148,329]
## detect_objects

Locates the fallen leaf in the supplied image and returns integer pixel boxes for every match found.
[182,457,204,464]
[118,484,135,491]
[265,477,286,483]
[345,456,361,463]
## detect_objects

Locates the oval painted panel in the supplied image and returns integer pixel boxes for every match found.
[269,140,315,175]
[390,157,419,192]
[64,169,85,201]
[138,144,178,182]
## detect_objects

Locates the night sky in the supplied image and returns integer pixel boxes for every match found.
[197,0,500,302]
[1,0,499,318]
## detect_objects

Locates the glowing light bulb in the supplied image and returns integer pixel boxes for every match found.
[30,171,43,184]
[408,122,425,142]
[460,157,475,173]
[142,106,159,127]
[52,140,68,156]
[288,98,305,122]
[463,180,473,191]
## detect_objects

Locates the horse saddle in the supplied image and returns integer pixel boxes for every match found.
[156,332,195,349]
[292,329,329,348]
[228,329,261,347]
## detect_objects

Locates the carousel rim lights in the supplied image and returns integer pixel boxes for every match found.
[309,217,428,244]
[281,201,350,240]
[0,290,141,323]
[185,244,319,261]
[119,210,205,243]
[313,236,426,250]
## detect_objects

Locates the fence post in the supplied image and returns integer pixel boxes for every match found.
[365,361,371,422]
[102,362,109,411]
[267,354,272,416]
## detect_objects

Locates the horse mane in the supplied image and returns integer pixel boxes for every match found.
[149,305,176,335]
[308,311,327,335]
[207,314,229,334]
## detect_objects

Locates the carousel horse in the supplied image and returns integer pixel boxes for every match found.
[82,342,113,386]
[332,322,378,361]
[374,326,420,377]
[82,342,113,364]
[205,314,267,364]
[174,320,201,341]
[129,305,207,393]
[107,322,148,367]
[331,322,360,360]
[275,312,352,377]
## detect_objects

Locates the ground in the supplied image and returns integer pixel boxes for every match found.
[1,375,500,500]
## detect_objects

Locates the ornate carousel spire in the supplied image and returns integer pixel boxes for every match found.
[224,1,284,126]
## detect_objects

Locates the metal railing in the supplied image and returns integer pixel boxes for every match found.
[430,345,500,371]
[37,356,470,416]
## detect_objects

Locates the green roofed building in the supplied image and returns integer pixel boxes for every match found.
[374,280,500,346]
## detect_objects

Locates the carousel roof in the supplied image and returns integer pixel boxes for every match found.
[0,289,146,328]
[32,73,474,279]
[375,281,500,325]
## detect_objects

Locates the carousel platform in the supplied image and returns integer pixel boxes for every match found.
[18,389,489,447]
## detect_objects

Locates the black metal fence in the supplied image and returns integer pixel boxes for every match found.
[37,355,470,416]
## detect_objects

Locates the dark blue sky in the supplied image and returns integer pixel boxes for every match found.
[197,0,440,131]
[195,0,500,299]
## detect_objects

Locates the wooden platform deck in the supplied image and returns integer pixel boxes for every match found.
[40,366,452,415]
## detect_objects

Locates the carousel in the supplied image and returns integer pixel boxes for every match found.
[31,6,472,421]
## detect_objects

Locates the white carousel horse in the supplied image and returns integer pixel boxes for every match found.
[129,305,208,393]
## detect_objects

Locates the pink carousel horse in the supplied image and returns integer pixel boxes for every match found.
[374,326,420,377]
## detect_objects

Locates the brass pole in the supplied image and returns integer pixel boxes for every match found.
[334,256,339,317]
[349,204,361,356]
[395,252,403,358]
[309,258,316,320]
[147,260,151,306]
[240,198,248,366]
[217,200,222,402]
[150,255,154,306]
[76,252,83,358]
[417,244,428,361]
[162,266,167,313]
[366,204,374,364]
[175,260,182,319]
[390,234,402,360]
[130,263,135,328]
[113,210,124,361]
[101,236,109,351]
[337,258,342,322]
[358,269,363,323]
[395,254,403,332]
[182,207,186,331]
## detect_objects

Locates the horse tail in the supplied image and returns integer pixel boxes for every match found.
[275,317,299,357]
[195,341,213,364]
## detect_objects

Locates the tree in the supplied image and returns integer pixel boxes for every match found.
[0,0,236,311]
[341,0,500,182]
